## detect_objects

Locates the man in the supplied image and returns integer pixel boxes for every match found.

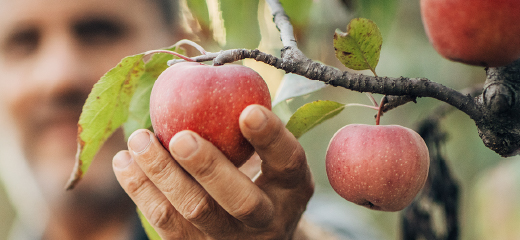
[0,0,316,239]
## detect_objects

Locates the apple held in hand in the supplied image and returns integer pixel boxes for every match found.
[150,62,271,167]
[326,124,429,212]
[421,0,520,67]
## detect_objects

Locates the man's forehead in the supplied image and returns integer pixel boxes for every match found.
[0,0,140,23]
[0,0,145,37]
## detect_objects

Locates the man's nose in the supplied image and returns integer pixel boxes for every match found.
[31,36,88,100]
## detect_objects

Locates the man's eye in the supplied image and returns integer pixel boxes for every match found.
[2,28,40,59]
[73,18,127,46]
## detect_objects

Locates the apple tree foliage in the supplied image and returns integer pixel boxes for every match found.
[65,0,520,239]
[66,14,383,190]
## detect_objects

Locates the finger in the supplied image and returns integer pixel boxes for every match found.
[113,150,191,239]
[239,105,310,185]
[169,130,274,229]
[239,105,314,239]
[127,129,236,236]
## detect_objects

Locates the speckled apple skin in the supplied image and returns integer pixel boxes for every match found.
[421,0,520,67]
[325,124,430,212]
[150,62,271,167]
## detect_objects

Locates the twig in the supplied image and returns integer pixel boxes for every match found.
[265,0,297,48]
[173,39,208,55]
[144,50,194,62]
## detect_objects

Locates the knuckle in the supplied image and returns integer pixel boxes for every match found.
[264,144,312,190]
[230,191,261,220]
[190,153,220,181]
[305,177,315,199]
[179,191,214,224]
[230,190,273,228]
[141,150,176,184]
[145,151,169,174]
[256,124,285,150]
[298,176,315,203]
[148,199,177,229]
[279,145,307,176]
[124,174,149,196]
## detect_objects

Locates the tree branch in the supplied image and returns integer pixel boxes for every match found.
[169,0,520,156]
[475,60,520,156]
[211,48,481,119]
[265,0,297,48]
[263,0,520,157]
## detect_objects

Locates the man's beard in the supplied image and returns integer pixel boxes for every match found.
[28,128,134,217]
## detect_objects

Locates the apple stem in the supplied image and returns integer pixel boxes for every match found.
[375,96,388,125]
[143,50,195,62]
[173,39,208,55]
[365,93,379,107]
[365,70,379,107]
[345,103,380,111]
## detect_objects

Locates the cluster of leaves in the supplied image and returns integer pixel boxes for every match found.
[285,18,383,138]
[68,9,383,186]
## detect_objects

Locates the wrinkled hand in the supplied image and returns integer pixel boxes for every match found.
[113,104,314,239]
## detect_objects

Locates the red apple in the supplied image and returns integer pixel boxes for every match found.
[150,62,271,167]
[421,0,520,67]
[325,124,430,211]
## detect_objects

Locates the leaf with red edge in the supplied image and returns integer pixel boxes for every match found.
[66,54,144,189]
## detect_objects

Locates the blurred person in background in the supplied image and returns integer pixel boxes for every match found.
[0,0,325,239]
[0,0,180,239]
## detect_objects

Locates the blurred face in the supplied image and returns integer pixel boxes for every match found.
[0,0,174,210]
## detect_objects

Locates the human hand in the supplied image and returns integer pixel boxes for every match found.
[113,104,314,239]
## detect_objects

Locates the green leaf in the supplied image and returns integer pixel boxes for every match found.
[66,54,144,189]
[220,0,261,49]
[333,18,382,74]
[122,74,154,139]
[272,73,327,107]
[354,0,398,36]
[280,0,313,27]
[137,208,161,240]
[65,46,188,189]
[123,46,186,139]
[286,100,346,139]
[187,0,210,28]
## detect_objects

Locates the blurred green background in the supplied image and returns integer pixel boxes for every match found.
[1,0,517,239]
[0,184,15,238]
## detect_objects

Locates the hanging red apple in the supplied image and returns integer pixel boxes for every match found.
[326,124,430,212]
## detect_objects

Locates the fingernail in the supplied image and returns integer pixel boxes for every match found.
[244,106,267,130]
[113,151,132,169]
[170,131,198,159]
[129,130,151,154]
